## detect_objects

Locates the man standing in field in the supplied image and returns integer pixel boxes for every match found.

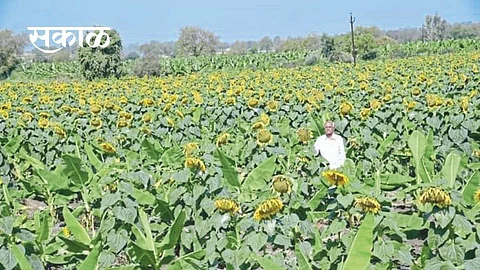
[313,120,346,169]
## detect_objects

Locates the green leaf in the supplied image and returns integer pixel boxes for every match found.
[18,148,45,170]
[141,138,162,161]
[192,107,203,123]
[84,143,102,171]
[58,236,90,253]
[252,254,284,270]
[62,206,91,246]
[438,241,464,265]
[242,156,276,192]
[62,154,88,186]
[216,149,240,188]
[308,187,327,210]
[138,208,155,253]
[131,224,151,251]
[441,152,462,189]
[35,212,50,243]
[408,130,426,184]
[465,258,480,270]
[343,213,375,270]
[131,188,156,205]
[160,146,183,167]
[381,174,414,186]
[377,132,397,158]
[462,171,480,204]
[10,244,33,270]
[36,169,69,191]
[295,242,312,270]
[159,210,186,252]
[78,242,101,270]
[4,135,23,156]
[245,232,267,252]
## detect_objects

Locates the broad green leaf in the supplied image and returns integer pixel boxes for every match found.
[36,169,69,191]
[216,149,240,188]
[377,132,397,158]
[84,143,102,171]
[192,107,203,123]
[4,135,23,156]
[308,187,327,210]
[62,154,88,186]
[343,213,375,270]
[252,254,284,270]
[462,171,479,204]
[438,242,464,265]
[408,130,426,184]
[131,188,156,205]
[58,236,90,253]
[160,146,183,167]
[295,241,312,270]
[383,212,424,230]
[35,212,50,243]
[19,148,45,170]
[131,224,151,251]
[138,208,155,253]
[62,206,91,246]
[141,138,162,161]
[381,174,414,186]
[441,152,462,189]
[10,244,33,270]
[159,210,186,251]
[242,156,276,192]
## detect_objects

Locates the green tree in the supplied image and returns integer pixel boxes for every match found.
[176,26,219,56]
[77,27,124,81]
[422,14,448,41]
[0,29,27,79]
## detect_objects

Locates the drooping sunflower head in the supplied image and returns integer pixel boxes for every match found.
[117,120,129,128]
[354,196,381,214]
[184,157,206,172]
[340,102,353,116]
[90,104,102,115]
[225,97,236,105]
[419,187,451,208]
[383,94,392,102]
[251,121,265,131]
[21,112,34,122]
[53,125,66,138]
[257,129,273,146]
[322,170,349,187]
[90,117,102,129]
[460,97,469,113]
[215,198,240,214]
[142,113,152,123]
[38,118,49,129]
[216,133,230,147]
[272,175,292,194]
[253,197,284,221]
[411,87,421,96]
[247,98,260,109]
[184,142,198,157]
[100,143,116,154]
[296,128,312,144]
[260,113,270,125]
[267,100,278,112]
[369,99,381,110]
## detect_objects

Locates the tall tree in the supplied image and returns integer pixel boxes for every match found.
[258,36,273,52]
[422,14,448,41]
[176,26,219,56]
[77,27,124,80]
[0,29,27,79]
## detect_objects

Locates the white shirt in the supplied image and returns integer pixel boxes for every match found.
[313,134,346,169]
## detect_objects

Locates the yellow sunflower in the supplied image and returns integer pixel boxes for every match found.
[216,133,230,147]
[253,197,284,221]
[296,128,312,144]
[354,197,381,214]
[257,129,273,146]
[322,170,349,187]
[100,143,116,154]
[215,198,240,214]
[419,187,451,208]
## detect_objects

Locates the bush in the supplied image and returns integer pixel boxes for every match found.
[77,28,124,80]
[132,57,163,77]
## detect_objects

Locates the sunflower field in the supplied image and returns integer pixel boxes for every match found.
[0,50,480,269]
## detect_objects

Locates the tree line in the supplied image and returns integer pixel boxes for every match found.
[1,14,479,80]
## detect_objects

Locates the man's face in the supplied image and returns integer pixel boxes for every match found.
[324,123,334,136]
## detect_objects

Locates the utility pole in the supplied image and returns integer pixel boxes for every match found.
[349,13,357,66]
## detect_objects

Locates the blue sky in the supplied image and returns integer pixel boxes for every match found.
[0,0,479,45]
